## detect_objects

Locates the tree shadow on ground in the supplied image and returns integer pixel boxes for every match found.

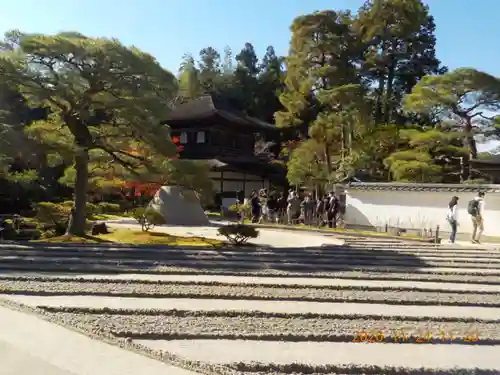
[0,239,433,275]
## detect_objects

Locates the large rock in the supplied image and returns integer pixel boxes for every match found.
[148,185,209,226]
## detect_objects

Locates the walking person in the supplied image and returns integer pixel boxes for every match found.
[286,191,300,225]
[327,192,340,229]
[468,191,485,244]
[249,191,261,223]
[276,193,286,224]
[446,196,459,244]
[301,195,315,225]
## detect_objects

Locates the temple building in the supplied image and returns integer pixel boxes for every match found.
[161,94,286,205]
[471,155,500,183]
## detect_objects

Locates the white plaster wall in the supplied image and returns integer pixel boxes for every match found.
[345,189,500,237]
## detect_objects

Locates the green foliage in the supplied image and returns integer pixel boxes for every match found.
[60,201,100,218]
[384,128,467,182]
[132,207,166,232]
[228,203,250,220]
[403,68,500,175]
[34,202,71,234]
[0,30,216,234]
[462,179,490,185]
[287,139,329,187]
[97,202,121,214]
[217,224,259,245]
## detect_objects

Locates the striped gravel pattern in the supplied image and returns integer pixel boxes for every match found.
[0,237,499,375]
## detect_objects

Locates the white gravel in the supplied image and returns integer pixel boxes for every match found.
[0,306,200,375]
[5,273,499,292]
[5,295,500,320]
[136,339,500,370]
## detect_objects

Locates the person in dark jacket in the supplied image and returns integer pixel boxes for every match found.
[277,193,286,223]
[327,192,339,228]
[446,196,459,244]
[250,191,261,223]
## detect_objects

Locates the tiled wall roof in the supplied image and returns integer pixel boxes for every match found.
[346,182,500,193]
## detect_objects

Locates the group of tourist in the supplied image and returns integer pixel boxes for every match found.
[246,189,341,228]
[236,188,486,246]
[446,191,485,244]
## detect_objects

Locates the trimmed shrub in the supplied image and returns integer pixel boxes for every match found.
[34,202,71,235]
[132,207,166,232]
[217,224,259,245]
[97,202,121,214]
[60,201,99,217]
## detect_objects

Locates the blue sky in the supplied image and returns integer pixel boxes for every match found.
[0,0,499,76]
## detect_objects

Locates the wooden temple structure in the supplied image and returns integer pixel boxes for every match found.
[471,155,500,183]
[161,94,286,204]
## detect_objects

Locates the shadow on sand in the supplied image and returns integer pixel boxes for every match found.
[0,236,432,276]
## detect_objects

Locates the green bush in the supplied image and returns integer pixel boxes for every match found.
[145,210,167,225]
[60,201,99,217]
[217,224,259,245]
[97,202,121,214]
[132,207,166,232]
[34,202,71,234]
[132,207,146,221]
[229,203,250,216]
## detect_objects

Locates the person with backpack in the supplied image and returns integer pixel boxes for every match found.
[446,196,459,244]
[468,192,485,244]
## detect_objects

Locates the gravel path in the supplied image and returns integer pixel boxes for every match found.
[1,236,500,374]
[1,280,499,306]
[40,311,497,343]
[5,269,500,283]
[5,295,500,320]
[3,261,500,275]
[4,273,500,292]
[5,252,500,270]
[135,339,500,370]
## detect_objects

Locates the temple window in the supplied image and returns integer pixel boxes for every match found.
[196,131,206,144]
[179,132,188,144]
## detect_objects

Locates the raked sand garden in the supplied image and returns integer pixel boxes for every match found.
[0,231,499,374]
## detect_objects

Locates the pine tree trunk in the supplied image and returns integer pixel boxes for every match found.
[462,118,478,181]
[383,53,396,124]
[325,144,332,174]
[66,147,89,236]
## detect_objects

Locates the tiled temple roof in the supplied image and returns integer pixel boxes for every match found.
[162,94,279,132]
[346,182,500,193]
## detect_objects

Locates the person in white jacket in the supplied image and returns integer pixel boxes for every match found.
[446,196,459,244]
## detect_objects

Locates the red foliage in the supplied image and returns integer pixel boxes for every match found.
[124,181,161,197]
[170,137,183,160]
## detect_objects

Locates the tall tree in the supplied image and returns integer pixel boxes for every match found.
[232,42,260,115]
[198,47,221,92]
[178,53,203,100]
[276,10,367,187]
[257,46,285,123]
[222,46,234,73]
[276,10,358,138]
[355,0,444,124]
[0,31,181,235]
[403,68,500,179]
